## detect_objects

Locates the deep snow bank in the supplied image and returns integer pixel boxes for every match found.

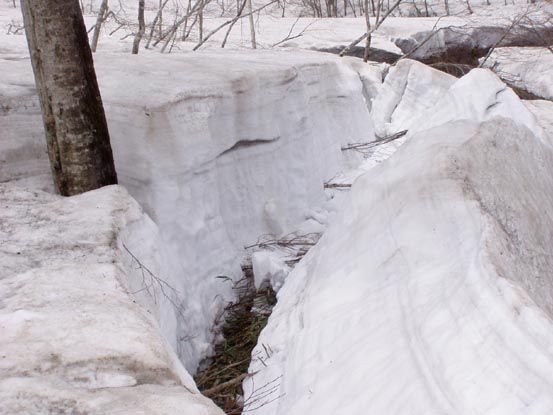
[244,70,553,414]
[0,49,373,372]
[371,59,455,136]
[0,184,223,414]
[482,47,553,101]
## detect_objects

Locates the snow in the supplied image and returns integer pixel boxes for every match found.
[482,47,553,101]
[371,58,456,136]
[3,1,553,413]
[0,183,223,414]
[244,73,553,414]
[0,46,376,373]
[252,251,291,291]
[525,99,553,142]
[407,68,543,136]
[372,58,542,137]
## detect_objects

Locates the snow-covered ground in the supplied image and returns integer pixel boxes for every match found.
[244,68,553,414]
[0,183,223,414]
[4,1,549,57]
[3,1,553,414]
[482,47,553,100]
[1,29,376,373]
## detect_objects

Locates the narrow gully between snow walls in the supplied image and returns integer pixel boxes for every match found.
[0,49,374,377]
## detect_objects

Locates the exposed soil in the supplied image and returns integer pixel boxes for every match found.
[315,45,402,63]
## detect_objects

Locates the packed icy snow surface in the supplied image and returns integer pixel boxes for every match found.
[0,47,374,372]
[244,69,553,414]
[482,47,553,101]
[0,184,223,414]
[526,100,553,137]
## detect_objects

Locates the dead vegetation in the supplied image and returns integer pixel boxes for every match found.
[194,269,276,414]
[195,232,320,413]
[341,129,408,155]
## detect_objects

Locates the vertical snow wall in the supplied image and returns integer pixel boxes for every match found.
[0,50,374,372]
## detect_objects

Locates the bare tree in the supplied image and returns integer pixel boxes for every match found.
[20,0,117,196]
[247,0,257,48]
[193,0,277,50]
[146,0,170,48]
[158,0,163,37]
[132,0,145,54]
[222,0,247,48]
[363,0,371,61]
[199,0,205,43]
[91,0,108,52]
[342,0,399,59]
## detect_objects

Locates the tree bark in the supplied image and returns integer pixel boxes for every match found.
[363,0,371,61]
[20,0,117,196]
[247,0,256,49]
[199,0,204,43]
[132,0,145,54]
[91,0,108,52]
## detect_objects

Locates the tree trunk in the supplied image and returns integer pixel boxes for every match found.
[158,0,163,38]
[20,0,117,196]
[199,0,204,43]
[91,0,108,52]
[132,0,145,54]
[247,0,256,48]
[363,0,371,61]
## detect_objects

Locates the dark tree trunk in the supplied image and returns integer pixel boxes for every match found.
[21,0,117,196]
[132,0,145,54]
[91,0,108,52]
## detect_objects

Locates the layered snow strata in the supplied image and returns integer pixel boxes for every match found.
[245,74,553,414]
[0,184,223,415]
[0,49,373,372]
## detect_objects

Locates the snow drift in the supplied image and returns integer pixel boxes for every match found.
[0,184,223,415]
[0,49,374,372]
[482,46,553,101]
[244,69,553,414]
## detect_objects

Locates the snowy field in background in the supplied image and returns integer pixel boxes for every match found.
[2,0,553,414]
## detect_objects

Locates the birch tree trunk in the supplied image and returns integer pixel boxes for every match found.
[247,0,256,48]
[20,0,117,196]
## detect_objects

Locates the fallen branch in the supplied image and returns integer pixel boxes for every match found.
[324,183,352,189]
[122,243,185,319]
[203,373,250,397]
[271,17,316,47]
[342,129,408,154]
